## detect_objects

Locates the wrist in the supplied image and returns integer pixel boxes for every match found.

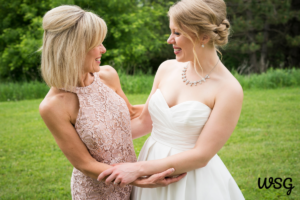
[136,161,147,177]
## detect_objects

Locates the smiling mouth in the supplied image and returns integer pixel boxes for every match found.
[96,58,101,62]
[174,48,182,54]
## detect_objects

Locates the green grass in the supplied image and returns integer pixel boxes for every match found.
[0,88,299,199]
[1,68,300,102]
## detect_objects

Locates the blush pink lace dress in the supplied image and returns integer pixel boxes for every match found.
[67,72,137,199]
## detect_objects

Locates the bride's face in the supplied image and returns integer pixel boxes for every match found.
[167,18,196,63]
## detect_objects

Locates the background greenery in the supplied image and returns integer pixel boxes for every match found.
[0,0,299,199]
[0,88,299,199]
[1,68,300,102]
[0,0,299,82]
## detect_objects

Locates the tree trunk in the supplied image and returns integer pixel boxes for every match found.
[246,8,258,73]
[259,22,269,73]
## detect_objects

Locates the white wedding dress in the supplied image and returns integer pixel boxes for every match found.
[131,89,245,200]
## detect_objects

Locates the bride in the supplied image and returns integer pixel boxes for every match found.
[98,0,245,199]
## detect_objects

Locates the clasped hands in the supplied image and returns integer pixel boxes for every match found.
[97,162,186,188]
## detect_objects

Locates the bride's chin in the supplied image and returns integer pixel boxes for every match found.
[175,56,189,63]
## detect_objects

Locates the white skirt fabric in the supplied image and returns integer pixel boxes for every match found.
[131,89,245,200]
[131,136,245,200]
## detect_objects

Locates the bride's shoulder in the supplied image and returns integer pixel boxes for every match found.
[216,70,243,103]
[156,59,184,76]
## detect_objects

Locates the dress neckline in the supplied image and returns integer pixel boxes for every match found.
[76,72,97,88]
[156,89,212,110]
[73,72,100,94]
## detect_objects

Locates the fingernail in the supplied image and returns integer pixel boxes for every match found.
[171,168,175,172]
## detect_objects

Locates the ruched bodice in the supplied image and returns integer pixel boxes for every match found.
[149,89,211,151]
[132,89,245,200]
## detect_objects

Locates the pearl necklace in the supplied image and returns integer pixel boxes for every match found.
[182,59,220,86]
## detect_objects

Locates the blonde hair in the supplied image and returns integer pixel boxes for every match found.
[168,0,230,74]
[41,5,107,90]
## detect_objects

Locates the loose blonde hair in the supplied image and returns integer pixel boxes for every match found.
[41,5,107,90]
[168,0,230,74]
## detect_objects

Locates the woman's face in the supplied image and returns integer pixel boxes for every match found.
[84,43,106,73]
[167,18,197,63]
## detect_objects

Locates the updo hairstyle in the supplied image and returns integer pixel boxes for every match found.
[41,5,107,90]
[168,0,230,72]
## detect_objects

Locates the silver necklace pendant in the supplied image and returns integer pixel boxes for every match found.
[182,60,219,87]
[182,66,210,87]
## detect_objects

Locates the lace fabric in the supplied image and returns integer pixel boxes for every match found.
[68,72,136,199]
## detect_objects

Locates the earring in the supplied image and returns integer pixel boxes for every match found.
[202,44,204,48]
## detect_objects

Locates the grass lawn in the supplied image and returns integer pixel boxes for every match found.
[0,88,299,199]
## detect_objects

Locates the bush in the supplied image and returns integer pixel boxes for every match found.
[234,68,300,90]
[0,69,299,102]
[0,81,49,102]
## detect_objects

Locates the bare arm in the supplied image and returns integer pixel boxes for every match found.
[39,96,111,180]
[130,62,169,139]
[40,93,186,187]
[98,80,243,186]
[135,82,243,175]
[99,64,165,139]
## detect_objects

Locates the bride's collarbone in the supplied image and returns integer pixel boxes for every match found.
[158,70,219,109]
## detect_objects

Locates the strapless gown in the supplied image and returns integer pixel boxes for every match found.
[131,89,245,200]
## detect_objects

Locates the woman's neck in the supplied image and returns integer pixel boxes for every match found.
[189,46,220,76]
[78,72,94,87]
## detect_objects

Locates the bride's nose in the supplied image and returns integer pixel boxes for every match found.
[167,34,174,44]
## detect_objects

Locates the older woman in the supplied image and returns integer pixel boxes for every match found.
[98,0,245,199]
[39,5,184,200]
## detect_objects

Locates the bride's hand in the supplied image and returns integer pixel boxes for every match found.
[97,162,143,186]
[131,169,187,188]
[97,163,186,188]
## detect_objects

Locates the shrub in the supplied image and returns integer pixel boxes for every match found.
[0,69,299,102]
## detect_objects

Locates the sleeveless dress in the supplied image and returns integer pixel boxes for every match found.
[68,72,137,199]
[131,89,245,200]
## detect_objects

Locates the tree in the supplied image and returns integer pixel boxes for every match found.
[226,0,300,74]
[75,0,172,74]
[0,0,52,81]
[0,0,299,81]
[0,0,173,80]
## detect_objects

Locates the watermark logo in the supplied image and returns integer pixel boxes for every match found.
[258,177,295,195]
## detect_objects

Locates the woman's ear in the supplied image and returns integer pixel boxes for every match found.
[199,34,211,45]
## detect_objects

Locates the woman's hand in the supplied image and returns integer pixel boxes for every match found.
[97,162,143,186]
[131,169,187,188]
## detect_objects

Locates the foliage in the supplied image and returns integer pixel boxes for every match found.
[84,0,172,73]
[0,0,299,81]
[0,88,299,199]
[0,0,172,80]
[0,81,49,102]
[226,0,300,73]
[0,72,155,102]
[234,68,300,90]
[1,69,300,102]
[0,0,51,81]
